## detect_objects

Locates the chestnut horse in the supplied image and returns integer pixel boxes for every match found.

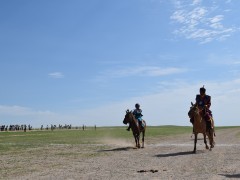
[123,110,146,148]
[188,102,215,153]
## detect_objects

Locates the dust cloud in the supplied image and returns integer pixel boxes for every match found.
[100,137,133,147]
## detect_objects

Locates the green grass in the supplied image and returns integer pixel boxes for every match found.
[0,126,187,153]
[215,126,240,130]
[146,125,192,137]
[1,125,239,179]
[0,126,239,153]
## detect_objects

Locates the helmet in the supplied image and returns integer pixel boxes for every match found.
[200,85,206,93]
[135,103,140,108]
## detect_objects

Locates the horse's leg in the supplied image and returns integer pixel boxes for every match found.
[135,137,138,148]
[141,131,145,148]
[137,134,140,148]
[134,133,140,148]
[204,133,209,150]
[193,133,197,153]
[209,129,215,149]
[191,127,194,138]
[133,134,138,148]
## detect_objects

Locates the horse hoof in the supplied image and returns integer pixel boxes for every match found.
[206,146,209,150]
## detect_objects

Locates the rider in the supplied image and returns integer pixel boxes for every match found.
[126,103,143,131]
[190,86,213,129]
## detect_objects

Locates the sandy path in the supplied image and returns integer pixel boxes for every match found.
[1,128,240,180]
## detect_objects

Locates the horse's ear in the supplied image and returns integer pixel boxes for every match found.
[126,109,129,113]
[191,102,193,106]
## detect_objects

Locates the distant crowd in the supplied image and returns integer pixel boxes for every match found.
[0,124,32,132]
[41,124,72,130]
[0,124,96,132]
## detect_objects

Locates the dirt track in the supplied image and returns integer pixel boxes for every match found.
[2,128,240,180]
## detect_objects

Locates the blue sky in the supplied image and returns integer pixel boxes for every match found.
[1,0,240,127]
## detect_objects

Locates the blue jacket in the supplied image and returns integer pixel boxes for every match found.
[133,109,143,121]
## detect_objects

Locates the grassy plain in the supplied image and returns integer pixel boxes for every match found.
[0,126,240,179]
[1,125,239,154]
[0,126,190,153]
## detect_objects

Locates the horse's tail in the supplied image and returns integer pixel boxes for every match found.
[212,119,216,137]
[208,128,215,147]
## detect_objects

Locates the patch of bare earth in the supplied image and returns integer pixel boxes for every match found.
[1,128,240,180]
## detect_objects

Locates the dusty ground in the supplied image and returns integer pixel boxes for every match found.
[1,128,240,180]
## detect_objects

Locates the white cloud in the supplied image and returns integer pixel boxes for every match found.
[48,72,64,78]
[0,105,59,126]
[1,79,240,127]
[192,0,201,6]
[206,53,240,66]
[208,15,224,29]
[70,79,240,127]
[170,0,237,43]
[99,66,187,79]
[0,105,54,116]
[209,15,223,24]
[172,0,183,9]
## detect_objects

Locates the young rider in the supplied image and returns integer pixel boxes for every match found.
[190,86,213,129]
[126,103,143,131]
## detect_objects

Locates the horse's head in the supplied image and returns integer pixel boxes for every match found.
[123,109,133,125]
[188,102,200,118]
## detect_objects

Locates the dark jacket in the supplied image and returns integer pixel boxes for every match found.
[196,94,211,109]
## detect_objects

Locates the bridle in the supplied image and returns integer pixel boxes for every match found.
[189,104,204,117]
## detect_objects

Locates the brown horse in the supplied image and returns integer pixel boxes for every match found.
[188,102,215,153]
[123,110,146,148]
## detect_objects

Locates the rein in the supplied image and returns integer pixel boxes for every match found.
[192,106,205,123]
[191,104,204,115]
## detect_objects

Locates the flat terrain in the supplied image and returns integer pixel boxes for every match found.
[0,126,240,179]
